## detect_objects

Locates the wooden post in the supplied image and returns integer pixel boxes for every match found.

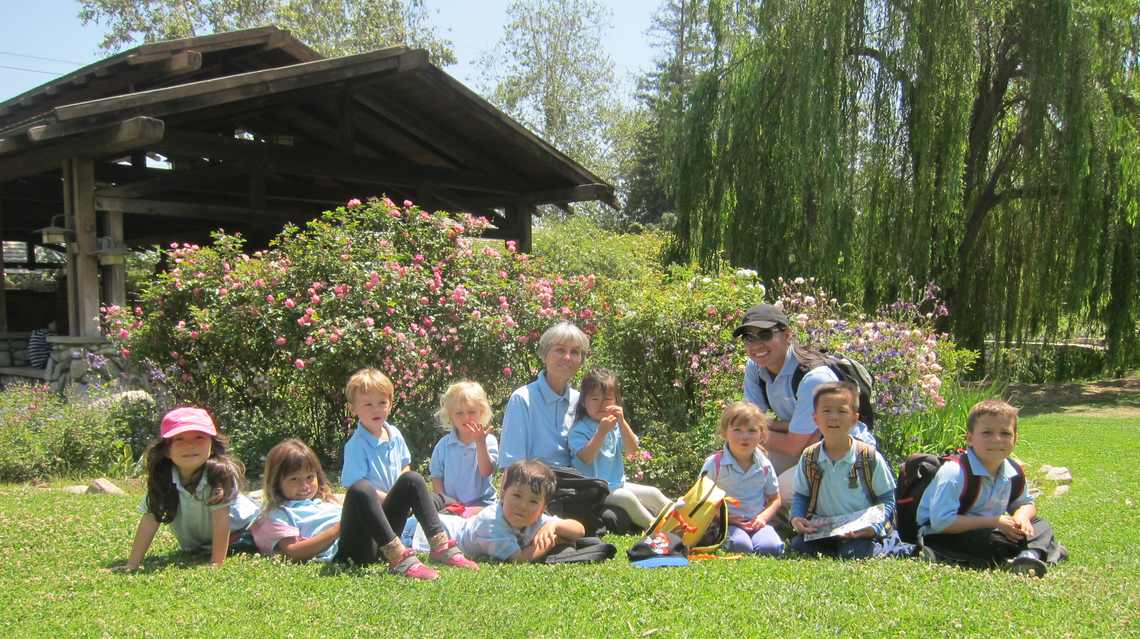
[67,157,100,336]
[0,199,7,333]
[61,160,78,334]
[101,210,127,307]
[505,202,534,253]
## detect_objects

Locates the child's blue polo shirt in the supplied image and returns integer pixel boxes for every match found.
[456,502,561,561]
[743,345,876,446]
[791,438,895,523]
[499,371,577,469]
[258,498,342,562]
[340,422,411,492]
[138,467,258,552]
[429,430,499,506]
[701,446,779,519]
[568,416,626,490]
[917,447,1034,534]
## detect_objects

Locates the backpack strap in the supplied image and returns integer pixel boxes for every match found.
[1007,458,1026,511]
[851,441,879,505]
[955,454,981,515]
[802,442,824,519]
[712,451,723,481]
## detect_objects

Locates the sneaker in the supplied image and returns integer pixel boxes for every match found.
[388,549,439,581]
[918,545,940,564]
[429,540,479,570]
[1008,551,1047,578]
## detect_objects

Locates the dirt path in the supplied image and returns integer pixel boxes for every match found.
[1007,376,1140,418]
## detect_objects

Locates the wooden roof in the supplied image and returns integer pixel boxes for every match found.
[0,27,614,250]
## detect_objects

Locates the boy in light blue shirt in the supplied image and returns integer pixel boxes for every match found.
[457,460,585,562]
[339,369,411,498]
[789,382,912,559]
[917,399,1066,577]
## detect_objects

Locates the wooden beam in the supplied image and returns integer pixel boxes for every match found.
[517,184,616,207]
[152,130,517,194]
[50,48,425,125]
[101,210,126,306]
[93,195,305,224]
[0,117,165,181]
[0,201,6,332]
[68,157,101,337]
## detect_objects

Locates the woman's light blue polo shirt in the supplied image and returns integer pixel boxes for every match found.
[499,371,577,469]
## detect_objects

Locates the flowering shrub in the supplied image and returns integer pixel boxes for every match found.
[0,381,156,481]
[103,199,601,463]
[592,270,965,491]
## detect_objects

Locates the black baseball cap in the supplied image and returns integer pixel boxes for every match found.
[733,303,789,337]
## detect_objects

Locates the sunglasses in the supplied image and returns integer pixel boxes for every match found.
[740,329,780,343]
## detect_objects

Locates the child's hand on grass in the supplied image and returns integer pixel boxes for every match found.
[113,562,141,574]
[529,522,559,558]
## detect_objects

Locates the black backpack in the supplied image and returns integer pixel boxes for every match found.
[894,451,1026,544]
[546,466,611,536]
[756,348,876,429]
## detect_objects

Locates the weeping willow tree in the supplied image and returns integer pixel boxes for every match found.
[671,0,1140,371]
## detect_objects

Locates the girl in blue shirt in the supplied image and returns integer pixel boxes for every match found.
[253,439,477,580]
[569,369,670,529]
[121,407,258,571]
[429,381,499,514]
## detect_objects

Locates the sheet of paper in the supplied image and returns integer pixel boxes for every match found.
[802,504,886,542]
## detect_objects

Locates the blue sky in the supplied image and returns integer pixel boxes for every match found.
[0,0,661,103]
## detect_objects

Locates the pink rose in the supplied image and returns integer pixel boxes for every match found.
[347,198,362,209]
[284,298,296,309]
[275,337,287,346]
[294,359,305,369]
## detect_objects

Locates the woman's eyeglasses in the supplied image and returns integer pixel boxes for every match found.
[741,330,779,343]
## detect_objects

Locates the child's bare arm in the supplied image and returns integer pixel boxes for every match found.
[751,492,782,530]
[276,523,342,562]
[1011,502,1037,537]
[122,513,160,571]
[612,407,639,453]
[209,507,230,566]
[554,517,586,542]
[472,430,495,477]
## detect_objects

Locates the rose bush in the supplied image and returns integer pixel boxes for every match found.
[103,199,601,463]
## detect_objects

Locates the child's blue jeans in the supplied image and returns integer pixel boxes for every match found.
[724,525,785,555]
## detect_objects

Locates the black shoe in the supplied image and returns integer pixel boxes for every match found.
[1008,550,1047,578]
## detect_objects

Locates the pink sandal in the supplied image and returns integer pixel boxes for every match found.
[429,539,479,570]
[388,549,438,581]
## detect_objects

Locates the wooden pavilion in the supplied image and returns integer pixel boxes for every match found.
[0,26,615,338]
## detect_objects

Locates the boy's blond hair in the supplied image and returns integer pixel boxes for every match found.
[345,368,394,404]
[967,399,1019,433]
[717,401,768,439]
[436,380,493,431]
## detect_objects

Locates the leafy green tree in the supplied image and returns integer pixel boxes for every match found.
[477,0,619,184]
[79,0,456,64]
[670,0,1139,372]
[624,0,714,225]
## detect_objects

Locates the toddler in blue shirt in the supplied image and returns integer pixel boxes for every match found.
[916,399,1066,577]
[701,401,784,555]
[429,380,498,514]
[458,460,585,562]
[569,369,670,529]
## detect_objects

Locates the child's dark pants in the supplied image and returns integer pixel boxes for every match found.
[334,472,444,565]
[923,516,1060,565]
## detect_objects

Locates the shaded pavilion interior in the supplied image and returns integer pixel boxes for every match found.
[0,26,614,336]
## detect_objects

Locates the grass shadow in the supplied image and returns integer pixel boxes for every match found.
[1008,376,1140,417]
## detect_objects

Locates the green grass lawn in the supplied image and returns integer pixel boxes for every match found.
[1,411,1137,638]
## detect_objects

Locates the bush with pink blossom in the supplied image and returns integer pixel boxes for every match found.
[102,198,601,462]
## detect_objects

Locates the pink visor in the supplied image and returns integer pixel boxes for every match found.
[160,407,218,438]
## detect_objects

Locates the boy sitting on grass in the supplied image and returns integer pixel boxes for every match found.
[917,399,1067,577]
[789,382,912,558]
[457,460,585,562]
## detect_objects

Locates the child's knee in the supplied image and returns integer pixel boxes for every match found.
[347,479,375,498]
[398,471,427,489]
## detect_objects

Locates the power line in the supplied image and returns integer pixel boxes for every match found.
[0,64,58,75]
[0,51,85,66]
